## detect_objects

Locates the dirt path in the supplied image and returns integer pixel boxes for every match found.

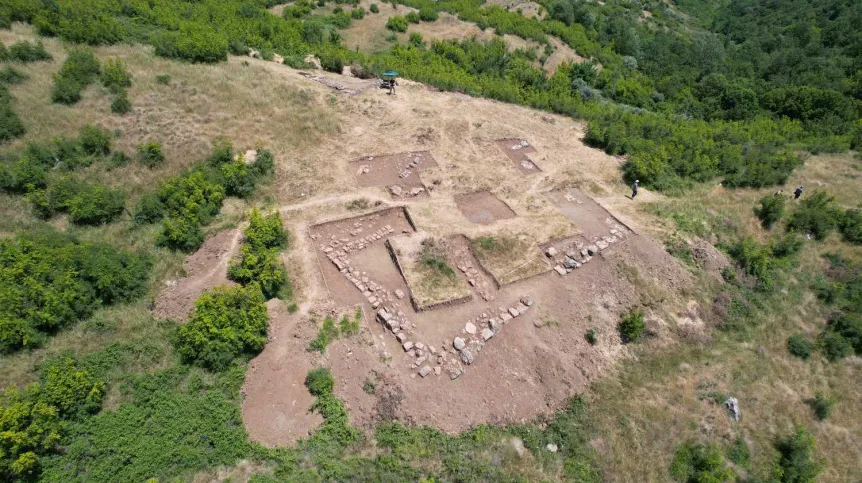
[153,228,243,322]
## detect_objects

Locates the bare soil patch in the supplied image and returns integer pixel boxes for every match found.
[389,233,473,310]
[352,151,438,199]
[548,188,634,240]
[242,300,324,446]
[296,71,378,95]
[454,190,517,225]
[496,138,542,174]
[153,229,241,322]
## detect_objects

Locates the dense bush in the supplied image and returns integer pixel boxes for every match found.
[755,193,786,229]
[0,66,29,84]
[839,209,862,245]
[78,125,112,156]
[152,24,229,63]
[772,428,822,482]
[669,443,734,482]
[787,334,814,360]
[175,284,269,370]
[419,6,438,21]
[111,88,131,114]
[51,48,100,105]
[0,386,62,479]
[0,229,150,352]
[27,177,125,225]
[351,7,365,19]
[788,190,843,240]
[136,141,164,168]
[38,356,105,419]
[386,15,408,32]
[406,12,420,23]
[808,392,835,421]
[370,3,379,13]
[7,40,51,62]
[0,84,25,143]
[618,310,645,343]
[100,58,132,93]
[305,368,335,396]
[229,209,289,299]
[726,236,800,292]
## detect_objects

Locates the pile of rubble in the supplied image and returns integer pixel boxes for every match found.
[546,228,628,276]
[510,140,530,150]
[454,251,494,302]
[441,296,534,379]
[389,185,425,197]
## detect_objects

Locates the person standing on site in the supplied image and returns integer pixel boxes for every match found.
[794,186,803,199]
[631,179,639,199]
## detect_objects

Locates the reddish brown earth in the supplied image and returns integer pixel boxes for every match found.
[153,229,242,322]
[496,138,542,174]
[454,191,517,225]
[352,151,439,199]
[243,196,694,444]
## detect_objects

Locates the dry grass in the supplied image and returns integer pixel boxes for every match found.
[390,234,471,308]
[471,233,549,284]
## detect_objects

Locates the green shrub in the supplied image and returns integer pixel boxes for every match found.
[0,157,46,193]
[175,285,269,370]
[728,237,776,291]
[409,32,424,48]
[245,208,287,249]
[0,386,62,479]
[136,141,165,168]
[351,7,365,19]
[157,215,205,251]
[308,315,339,352]
[110,89,131,114]
[386,15,408,32]
[78,125,112,156]
[839,209,862,245]
[669,442,734,482]
[250,149,275,178]
[370,3,379,13]
[0,88,25,143]
[100,58,132,93]
[727,437,750,467]
[773,427,822,482]
[406,12,420,23]
[153,24,229,63]
[787,334,814,360]
[207,136,233,166]
[818,329,853,361]
[155,74,171,85]
[228,244,289,299]
[418,6,438,21]
[0,66,28,84]
[38,356,105,419]
[305,368,335,396]
[618,310,645,343]
[808,392,835,421]
[107,150,130,170]
[51,48,100,105]
[320,52,345,73]
[754,193,786,229]
[67,184,126,225]
[132,193,165,225]
[788,190,843,240]
[220,160,253,197]
[585,328,597,345]
[0,229,150,352]
[7,40,51,62]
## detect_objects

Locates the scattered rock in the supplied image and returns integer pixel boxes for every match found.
[546,247,558,257]
[434,366,441,376]
[453,337,466,351]
[465,322,477,335]
[419,366,432,378]
[402,341,414,352]
[586,245,598,256]
[554,265,567,276]
[520,296,533,307]
[508,307,520,317]
[725,397,740,422]
[394,289,405,299]
[481,328,494,341]
[546,443,558,453]
[390,185,403,196]
[460,349,475,365]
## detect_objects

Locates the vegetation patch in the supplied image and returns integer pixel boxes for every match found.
[308,309,361,353]
[229,208,291,300]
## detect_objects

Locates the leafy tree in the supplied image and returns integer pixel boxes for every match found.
[175,285,269,370]
[0,387,62,480]
[839,209,862,245]
[788,190,843,240]
[755,194,786,229]
[38,356,105,419]
[228,244,288,299]
[244,209,287,250]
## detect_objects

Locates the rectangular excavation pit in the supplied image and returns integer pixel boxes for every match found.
[352,151,439,199]
[468,234,551,287]
[547,188,634,243]
[496,138,542,175]
[454,191,517,225]
[309,206,417,307]
[387,233,473,311]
